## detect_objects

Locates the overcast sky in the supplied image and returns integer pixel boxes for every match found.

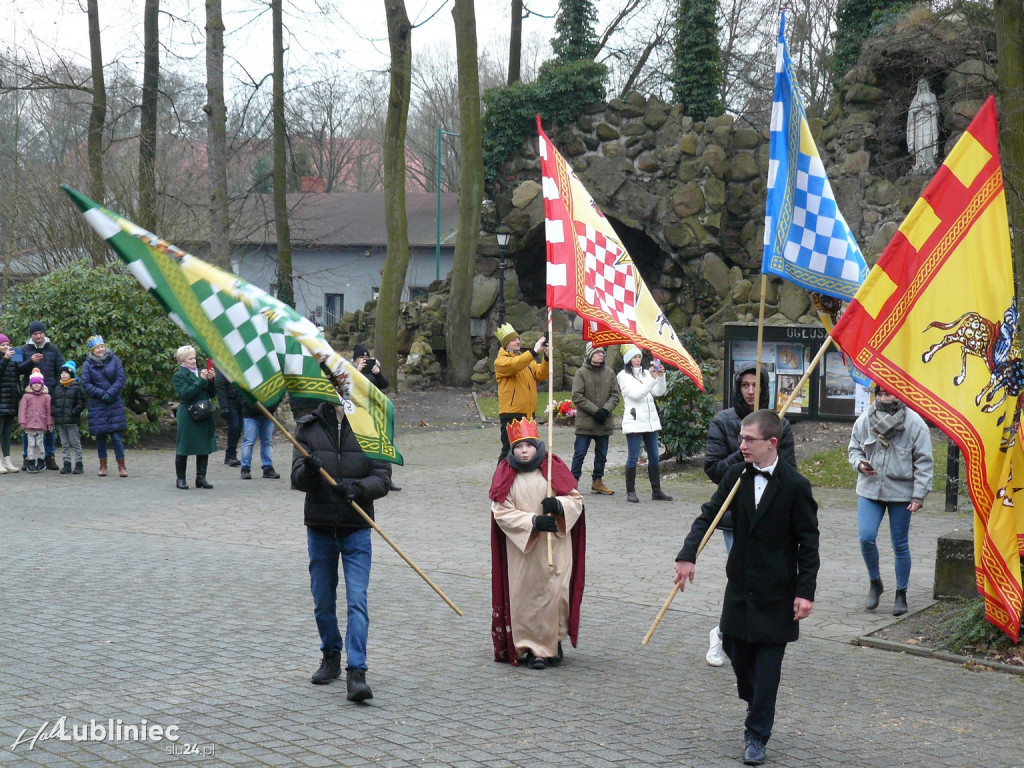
[4,0,560,83]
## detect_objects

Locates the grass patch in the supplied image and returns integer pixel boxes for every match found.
[798,439,958,493]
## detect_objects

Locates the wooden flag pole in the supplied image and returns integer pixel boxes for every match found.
[546,314,555,567]
[642,469,748,645]
[256,401,463,617]
[754,273,769,406]
[777,335,834,417]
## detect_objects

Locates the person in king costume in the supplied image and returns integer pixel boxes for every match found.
[489,417,586,669]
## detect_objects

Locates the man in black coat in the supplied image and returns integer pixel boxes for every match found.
[17,320,64,470]
[291,398,392,702]
[676,409,819,766]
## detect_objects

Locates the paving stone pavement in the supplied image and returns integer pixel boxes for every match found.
[2,424,1022,768]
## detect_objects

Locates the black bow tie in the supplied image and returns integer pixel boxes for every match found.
[750,468,773,480]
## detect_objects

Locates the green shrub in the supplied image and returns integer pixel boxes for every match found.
[658,365,719,460]
[482,58,607,181]
[934,594,1024,654]
[1,260,188,440]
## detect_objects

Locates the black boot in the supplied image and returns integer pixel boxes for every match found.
[649,464,673,501]
[893,589,908,616]
[865,578,884,610]
[625,467,639,503]
[346,667,373,701]
[73,462,83,474]
[311,650,341,685]
[60,461,72,474]
[195,476,213,489]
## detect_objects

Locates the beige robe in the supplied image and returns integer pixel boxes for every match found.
[491,468,585,658]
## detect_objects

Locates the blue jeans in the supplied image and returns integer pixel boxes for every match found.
[307,527,371,670]
[241,417,274,469]
[571,433,609,480]
[857,497,912,589]
[625,432,660,469]
[96,432,125,461]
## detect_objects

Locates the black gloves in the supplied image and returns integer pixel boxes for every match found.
[101,393,113,403]
[302,454,323,474]
[533,515,558,533]
[331,480,361,501]
[594,408,610,424]
[540,496,563,516]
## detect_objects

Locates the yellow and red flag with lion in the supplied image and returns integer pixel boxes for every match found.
[832,96,1024,641]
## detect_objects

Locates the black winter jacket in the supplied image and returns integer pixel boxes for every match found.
[290,402,392,534]
[0,355,22,416]
[17,339,64,388]
[51,381,86,426]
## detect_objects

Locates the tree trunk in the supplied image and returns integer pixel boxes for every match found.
[138,0,159,233]
[86,0,107,266]
[447,0,483,386]
[205,0,231,270]
[272,0,294,307]
[995,0,1024,308]
[377,0,413,391]
[508,0,522,85]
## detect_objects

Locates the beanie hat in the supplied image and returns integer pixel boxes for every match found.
[0,334,8,345]
[87,335,105,350]
[496,323,519,348]
[353,344,371,359]
[29,368,44,385]
[60,361,78,378]
[29,321,45,334]
[621,345,642,366]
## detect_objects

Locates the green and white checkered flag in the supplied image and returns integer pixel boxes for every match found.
[63,185,402,465]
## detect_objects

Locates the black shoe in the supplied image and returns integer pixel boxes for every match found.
[865,578,884,610]
[388,480,402,492]
[346,667,373,701]
[60,462,71,474]
[523,651,547,670]
[21,457,28,472]
[743,732,767,766]
[311,650,341,685]
[546,642,564,666]
[73,462,83,474]
[45,456,59,471]
[262,466,280,479]
[224,457,241,467]
[176,477,189,490]
[195,476,213,489]
[893,589,908,616]
[27,460,44,474]
[240,466,252,480]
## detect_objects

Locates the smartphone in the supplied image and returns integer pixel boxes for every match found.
[365,358,377,371]
[11,347,22,363]
[205,358,214,373]
[861,462,874,472]
[652,358,663,372]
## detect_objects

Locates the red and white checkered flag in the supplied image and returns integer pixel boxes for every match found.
[539,118,703,390]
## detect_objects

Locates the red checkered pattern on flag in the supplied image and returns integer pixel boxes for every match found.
[538,117,703,391]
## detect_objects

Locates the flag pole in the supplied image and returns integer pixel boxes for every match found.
[255,401,463,617]
[642,468,748,645]
[778,335,834,417]
[546,311,555,567]
[754,274,768,406]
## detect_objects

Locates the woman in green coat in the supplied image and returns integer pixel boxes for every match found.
[173,345,217,490]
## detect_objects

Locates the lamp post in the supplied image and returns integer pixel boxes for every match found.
[436,127,460,281]
[495,224,511,325]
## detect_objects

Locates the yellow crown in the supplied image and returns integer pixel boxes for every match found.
[506,417,539,446]
[496,322,519,346]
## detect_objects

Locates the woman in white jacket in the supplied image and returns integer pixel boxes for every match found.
[616,346,672,503]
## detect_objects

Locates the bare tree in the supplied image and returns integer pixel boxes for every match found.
[996,0,1024,305]
[138,0,160,233]
[508,0,523,84]
[206,0,232,269]
[86,0,107,265]
[446,0,483,386]
[377,0,413,387]
[272,0,294,306]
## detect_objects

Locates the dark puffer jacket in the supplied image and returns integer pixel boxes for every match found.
[17,339,64,388]
[80,352,129,435]
[0,355,21,416]
[703,365,796,530]
[290,402,392,535]
[51,381,86,426]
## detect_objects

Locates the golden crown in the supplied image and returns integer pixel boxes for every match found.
[506,417,539,446]
[495,322,519,346]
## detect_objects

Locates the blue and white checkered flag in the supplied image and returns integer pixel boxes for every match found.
[763,12,867,301]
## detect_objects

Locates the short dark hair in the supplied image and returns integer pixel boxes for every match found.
[741,409,782,441]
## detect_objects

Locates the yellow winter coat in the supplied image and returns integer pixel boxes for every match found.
[495,348,549,416]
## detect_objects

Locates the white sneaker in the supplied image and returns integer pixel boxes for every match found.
[706,626,726,667]
[2,456,15,471]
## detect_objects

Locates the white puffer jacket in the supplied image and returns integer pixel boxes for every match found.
[616,367,667,434]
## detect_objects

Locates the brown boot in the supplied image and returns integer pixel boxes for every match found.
[98,459,108,477]
[591,478,614,495]
[117,459,128,477]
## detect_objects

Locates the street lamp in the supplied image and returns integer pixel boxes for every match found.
[495,224,511,325]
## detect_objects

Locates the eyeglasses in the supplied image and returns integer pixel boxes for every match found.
[739,435,770,444]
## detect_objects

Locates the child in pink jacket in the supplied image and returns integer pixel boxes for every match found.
[19,368,53,473]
